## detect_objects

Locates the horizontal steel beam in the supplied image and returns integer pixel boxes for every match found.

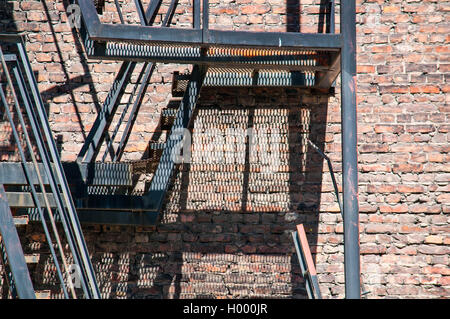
[77,209,159,225]
[12,201,159,226]
[3,190,159,209]
[173,70,316,91]
[78,0,341,50]
[0,33,25,43]
[90,43,334,71]
[77,195,156,211]
[0,162,132,186]
[90,26,341,50]
[5,192,155,212]
[95,25,203,46]
[206,30,341,50]
[6,192,57,208]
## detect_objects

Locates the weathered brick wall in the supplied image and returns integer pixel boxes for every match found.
[0,0,449,299]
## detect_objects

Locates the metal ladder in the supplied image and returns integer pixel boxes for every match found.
[0,35,100,298]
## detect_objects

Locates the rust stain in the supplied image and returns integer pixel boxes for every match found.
[348,75,356,94]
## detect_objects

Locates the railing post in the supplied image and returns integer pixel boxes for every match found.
[329,0,335,34]
[340,0,360,299]
[202,0,209,42]
[194,0,200,29]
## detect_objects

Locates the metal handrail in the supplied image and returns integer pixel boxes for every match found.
[0,36,100,298]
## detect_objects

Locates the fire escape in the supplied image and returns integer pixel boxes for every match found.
[0,0,359,299]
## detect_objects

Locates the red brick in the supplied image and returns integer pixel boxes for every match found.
[424,236,444,245]
[35,53,53,62]
[436,194,450,203]
[400,225,424,234]
[410,85,440,94]
[367,184,396,193]
[241,4,270,15]
[392,164,423,173]
[379,85,409,94]
[360,144,389,153]
[360,244,387,255]
[382,6,401,14]
[1,0,448,300]
[374,125,404,134]
[366,224,396,234]
[390,143,422,153]
[357,65,375,73]
[379,204,408,214]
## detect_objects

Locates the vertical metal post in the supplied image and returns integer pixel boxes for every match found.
[329,0,335,34]
[340,0,360,299]
[193,0,200,29]
[202,0,209,40]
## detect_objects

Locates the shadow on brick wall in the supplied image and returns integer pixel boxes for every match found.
[99,87,330,299]
[287,0,332,33]
[0,1,334,299]
[0,0,19,161]
[39,0,106,142]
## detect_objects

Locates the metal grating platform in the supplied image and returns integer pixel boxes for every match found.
[77,0,340,89]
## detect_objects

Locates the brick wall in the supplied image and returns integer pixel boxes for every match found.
[0,0,449,299]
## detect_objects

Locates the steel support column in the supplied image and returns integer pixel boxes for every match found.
[340,0,360,299]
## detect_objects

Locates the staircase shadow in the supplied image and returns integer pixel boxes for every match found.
[118,86,330,299]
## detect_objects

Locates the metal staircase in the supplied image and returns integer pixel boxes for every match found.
[0,35,99,298]
[1,0,360,298]
[56,0,341,226]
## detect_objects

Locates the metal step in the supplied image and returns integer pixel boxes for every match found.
[131,142,167,175]
[24,253,40,264]
[161,108,177,130]
[13,215,29,226]
[0,162,133,187]
[92,41,336,72]
[172,68,316,96]
[35,290,51,299]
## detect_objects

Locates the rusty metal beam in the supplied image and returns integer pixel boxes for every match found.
[340,0,360,299]
[292,224,322,299]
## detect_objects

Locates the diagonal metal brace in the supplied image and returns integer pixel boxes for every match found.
[307,139,343,219]
[77,61,136,164]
